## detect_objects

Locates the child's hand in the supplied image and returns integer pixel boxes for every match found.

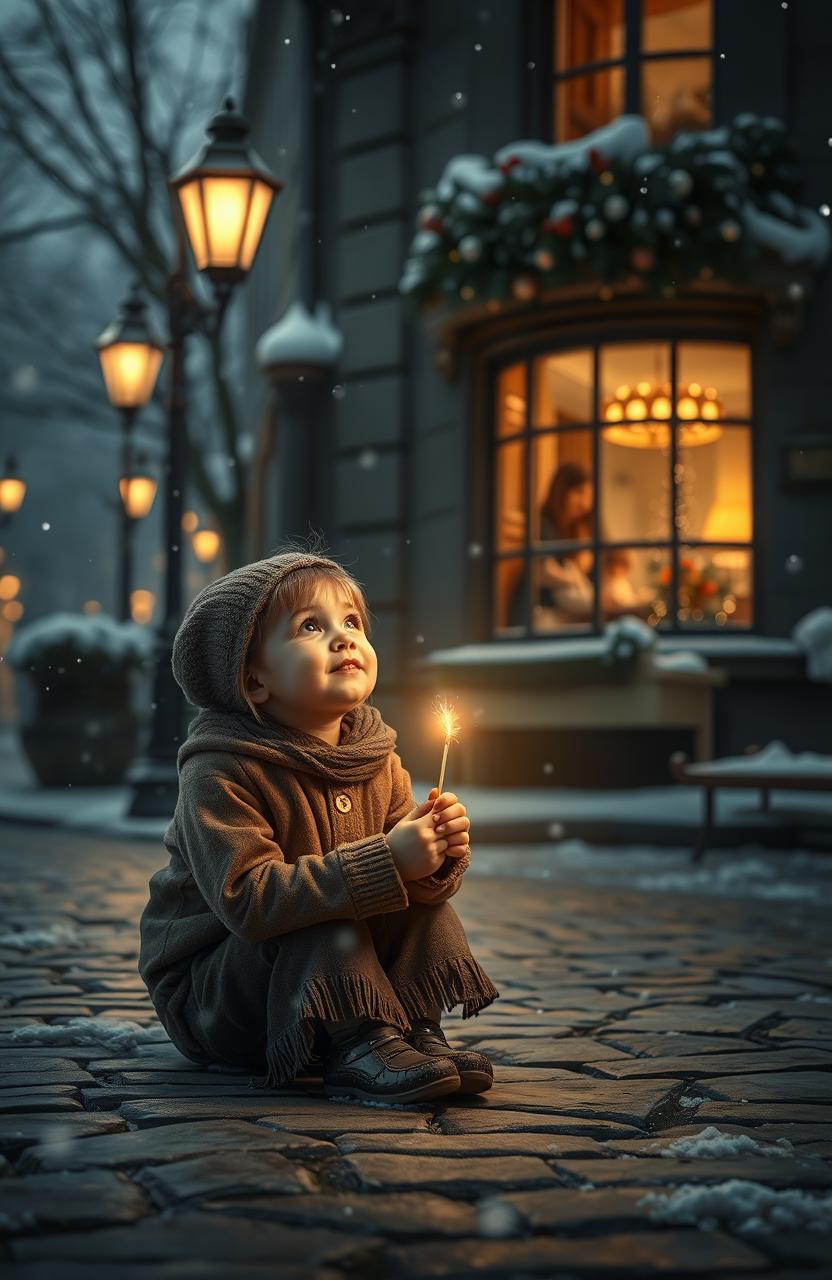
[386,788,470,882]
[426,787,471,859]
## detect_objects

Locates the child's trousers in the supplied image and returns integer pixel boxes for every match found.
[177,898,500,1089]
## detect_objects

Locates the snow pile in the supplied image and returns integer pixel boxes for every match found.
[651,650,708,674]
[660,1126,794,1159]
[683,740,832,778]
[255,300,343,369]
[639,1180,832,1235]
[634,855,822,902]
[601,615,656,666]
[792,607,832,682]
[5,611,153,675]
[0,922,83,950]
[10,1017,166,1052]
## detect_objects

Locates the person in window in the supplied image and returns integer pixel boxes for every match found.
[508,462,653,626]
[508,461,594,626]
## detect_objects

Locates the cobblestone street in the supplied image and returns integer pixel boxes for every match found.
[0,820,830,1278]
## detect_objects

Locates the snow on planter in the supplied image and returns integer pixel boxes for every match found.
[5,611,154,678]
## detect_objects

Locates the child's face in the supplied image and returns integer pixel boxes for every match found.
[245,580,377,726]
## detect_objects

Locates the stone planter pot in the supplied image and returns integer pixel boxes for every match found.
[16,668,147,787]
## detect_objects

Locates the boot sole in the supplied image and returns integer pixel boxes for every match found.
[457,1069,493,1094]
[323,1070,461,1103]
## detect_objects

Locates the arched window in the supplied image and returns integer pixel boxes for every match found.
[493,336,754,636]
[552,0,713,144]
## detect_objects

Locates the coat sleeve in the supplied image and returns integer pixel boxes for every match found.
[177,765,409,942]
[382,751,470,906]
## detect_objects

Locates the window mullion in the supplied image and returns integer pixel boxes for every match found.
[624,0,641,115]
[525,356,532,633]
[670,339,679,632]
[592,341,601,634]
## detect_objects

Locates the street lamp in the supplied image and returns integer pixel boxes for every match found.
[0,455,26,529]
[119,97,281,817]
[97,282,165,622]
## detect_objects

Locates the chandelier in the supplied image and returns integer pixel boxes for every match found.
[602,381,724,449]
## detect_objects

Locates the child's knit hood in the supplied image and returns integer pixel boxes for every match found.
[171,550,396,784]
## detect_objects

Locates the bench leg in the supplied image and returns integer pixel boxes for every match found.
[759,788,770,812]
[691,787,714,864]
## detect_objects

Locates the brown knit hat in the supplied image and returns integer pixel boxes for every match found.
[171,550,348,713]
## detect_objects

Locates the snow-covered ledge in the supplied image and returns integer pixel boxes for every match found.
[415,633,798,665]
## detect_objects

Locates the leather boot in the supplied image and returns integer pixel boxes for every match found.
[406,1018,493,1094]
[322,1018,461,1103]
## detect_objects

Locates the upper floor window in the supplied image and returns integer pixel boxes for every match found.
[553,0,713,145]
[493,336,754,637]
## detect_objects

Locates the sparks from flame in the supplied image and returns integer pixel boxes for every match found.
[433,695,461,797]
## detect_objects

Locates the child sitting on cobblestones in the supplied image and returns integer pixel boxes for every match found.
[138,535,499,1102]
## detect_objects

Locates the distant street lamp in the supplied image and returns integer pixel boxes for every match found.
[104,97,282,817]
[192,528,222,563]
[0,455,26,529]
[97,283,164,622]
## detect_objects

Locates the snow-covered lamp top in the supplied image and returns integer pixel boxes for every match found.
[255,300,343,372]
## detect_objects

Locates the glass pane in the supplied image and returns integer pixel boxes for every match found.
[642,0,711,52]
[678,545,753,627]
[600,342,671,427]
[676,426,752,542]
[642,56,712,144]
[556,67,625,142]
[677,342,751,419]
[531,551,595,632]
[555,0,624,72]
[532,432,594,544]
[600,428,671,542]
[497,557,528,631]
[601,546,671,626]
[533,349,593,426]
[496,362,527,439]
[495,440,527,554]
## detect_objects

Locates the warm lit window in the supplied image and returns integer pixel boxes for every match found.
[553,0,713,145]
[495,337,754,636]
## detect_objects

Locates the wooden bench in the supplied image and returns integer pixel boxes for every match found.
[670,745,832,862]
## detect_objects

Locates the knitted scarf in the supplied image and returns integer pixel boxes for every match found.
[177,700,398,784]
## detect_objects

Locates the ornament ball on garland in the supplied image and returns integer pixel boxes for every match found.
[512,274,537,301]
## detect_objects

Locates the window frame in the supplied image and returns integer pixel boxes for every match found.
[542,0,716,142]
[488,323,761,639]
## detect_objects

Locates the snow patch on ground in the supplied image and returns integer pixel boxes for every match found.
[10,1017,166,1051]
[639,1180,832,1234]
[0,922,83,949]
[469,839,832,905]
[660,1126,794,1159]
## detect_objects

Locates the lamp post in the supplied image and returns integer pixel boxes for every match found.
[108,97,282,817]
[96,283,164,621]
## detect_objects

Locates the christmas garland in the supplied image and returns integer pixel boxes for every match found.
[399,113,829,309]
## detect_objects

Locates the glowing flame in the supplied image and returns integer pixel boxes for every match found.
[433,696,461,743]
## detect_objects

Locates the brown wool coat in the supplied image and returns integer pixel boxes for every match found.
[136,704,491,1076]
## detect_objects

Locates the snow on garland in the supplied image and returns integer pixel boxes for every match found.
[399,113,830,308]
[4,611,154,679]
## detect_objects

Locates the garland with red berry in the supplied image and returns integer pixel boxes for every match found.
[399,113,827,308]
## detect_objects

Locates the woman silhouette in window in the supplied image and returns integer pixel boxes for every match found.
[508,462,653,627]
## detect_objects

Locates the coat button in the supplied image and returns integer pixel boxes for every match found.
[335,793,352,813]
